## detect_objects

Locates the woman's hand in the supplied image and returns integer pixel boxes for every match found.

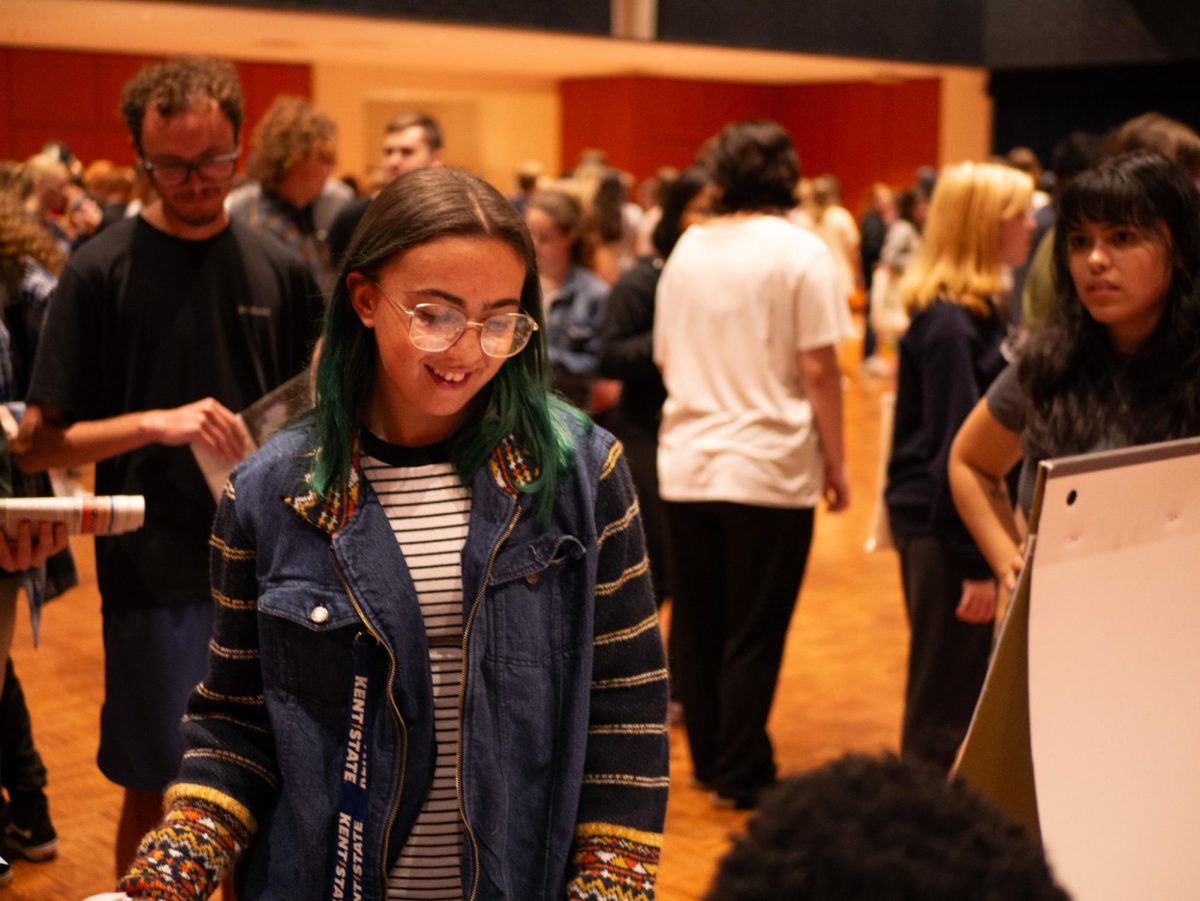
[1000,545,1025,594]
[956,578,997,624]
[0,520,69,573]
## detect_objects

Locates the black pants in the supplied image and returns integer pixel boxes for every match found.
[1,658,49,805]
[895,534,994,772]
[664,500,814,799]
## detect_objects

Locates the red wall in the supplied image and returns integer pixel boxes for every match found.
[780,79,940,213]
[562,76,780,178]
[0,46,311,167]
[561,75,940,214]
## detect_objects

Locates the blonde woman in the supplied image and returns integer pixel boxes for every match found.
[883,161,1033,771]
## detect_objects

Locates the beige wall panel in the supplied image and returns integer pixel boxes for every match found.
[938,68,992,167]
[312,63,560,195]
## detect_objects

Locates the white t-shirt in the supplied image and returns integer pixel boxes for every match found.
[653,215,851,508]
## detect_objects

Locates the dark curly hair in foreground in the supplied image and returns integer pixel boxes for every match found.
[703,753,1069,901]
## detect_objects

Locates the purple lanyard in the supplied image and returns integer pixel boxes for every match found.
[329,634,375,900]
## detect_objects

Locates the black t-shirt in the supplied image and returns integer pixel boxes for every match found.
[597,254,667,431]
[27,216,322,611]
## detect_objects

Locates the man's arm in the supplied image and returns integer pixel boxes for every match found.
[17,399,248,473]
[800,344,850,511]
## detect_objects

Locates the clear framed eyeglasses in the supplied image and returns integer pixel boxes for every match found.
[374,283,539,359]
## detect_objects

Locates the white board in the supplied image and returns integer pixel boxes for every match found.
[1027,439,1200,900]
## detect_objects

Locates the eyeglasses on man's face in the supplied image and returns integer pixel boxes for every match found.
[140,151,239,187]
[374,283,539,359]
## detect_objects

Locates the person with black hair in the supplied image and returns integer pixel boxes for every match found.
[702,753,1069,901]
[951,151,1200,595]
[590,167,642,282]
[654,121,851,809]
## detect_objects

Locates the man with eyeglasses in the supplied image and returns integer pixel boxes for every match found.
[20,55,320,876]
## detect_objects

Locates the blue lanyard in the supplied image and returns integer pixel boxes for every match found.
[329,634,375,900]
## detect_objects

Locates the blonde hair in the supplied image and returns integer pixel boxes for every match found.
[901,161,1033,316]
[23,151,67,185]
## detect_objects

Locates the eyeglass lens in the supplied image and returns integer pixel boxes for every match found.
[409,304,535,358]
[147,155,237,186]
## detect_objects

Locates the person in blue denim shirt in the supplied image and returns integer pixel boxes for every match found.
[525,189,613,412]
[110,167,668,901]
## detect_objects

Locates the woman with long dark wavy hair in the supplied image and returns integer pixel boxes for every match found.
[950,150,1200,597]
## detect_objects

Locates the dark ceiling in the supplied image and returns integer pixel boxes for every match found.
[210,0,1200,69]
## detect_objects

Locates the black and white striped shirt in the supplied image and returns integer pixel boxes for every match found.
[361,431,469,901]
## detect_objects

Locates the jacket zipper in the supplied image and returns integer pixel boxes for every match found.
[329,547,407,894]
[457,504,521,901]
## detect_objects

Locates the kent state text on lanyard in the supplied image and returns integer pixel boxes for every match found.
[330,635,374,900]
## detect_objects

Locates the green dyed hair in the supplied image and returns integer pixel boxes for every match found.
[313,167,582,517]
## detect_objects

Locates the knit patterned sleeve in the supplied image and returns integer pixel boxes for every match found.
[567,438,669,901]
[118,476,278,900]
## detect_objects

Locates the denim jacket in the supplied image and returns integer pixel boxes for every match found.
[119,416,668,901]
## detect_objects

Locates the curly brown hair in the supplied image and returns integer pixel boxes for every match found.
[0,190,65,295]
[119,55,243,153]
[244,96,336,191]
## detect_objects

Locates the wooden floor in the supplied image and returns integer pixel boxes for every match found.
[6,343,906,900]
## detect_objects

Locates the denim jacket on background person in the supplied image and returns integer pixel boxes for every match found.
[547,264,610,409]
[118,414,669,901]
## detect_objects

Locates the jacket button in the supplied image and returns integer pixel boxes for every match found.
[525,572,540,585]
[310,605,330,624]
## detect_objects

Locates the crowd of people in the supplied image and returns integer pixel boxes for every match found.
[1,47,1198,900]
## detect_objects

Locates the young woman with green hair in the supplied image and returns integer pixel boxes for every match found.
[105,166,668,901]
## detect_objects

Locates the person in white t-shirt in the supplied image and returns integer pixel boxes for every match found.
[653,120,852,810]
